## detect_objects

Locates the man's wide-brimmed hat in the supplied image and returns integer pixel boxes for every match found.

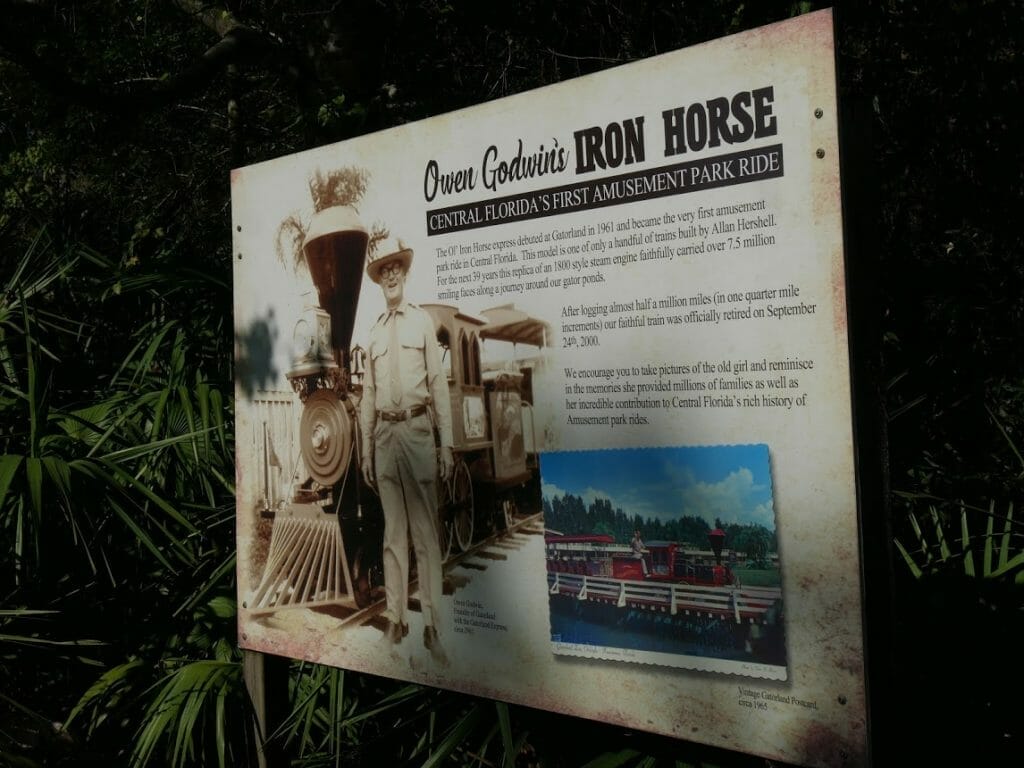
[366,237,413,283]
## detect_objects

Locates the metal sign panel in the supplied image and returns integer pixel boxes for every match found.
[232,10,868,765]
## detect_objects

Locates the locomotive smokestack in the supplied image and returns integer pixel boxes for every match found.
[302,206,370,368]
[708,519,726,566]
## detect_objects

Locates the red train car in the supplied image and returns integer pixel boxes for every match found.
[545,535,735,588]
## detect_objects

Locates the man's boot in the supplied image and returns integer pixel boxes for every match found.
[386,619,408,645]
[423,625,449,666]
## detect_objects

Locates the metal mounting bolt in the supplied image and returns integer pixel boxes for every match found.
[815,148,826,159]
[815,108,824,119]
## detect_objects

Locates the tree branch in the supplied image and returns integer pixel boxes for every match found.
[171,0,244,38]
[0,0,314,115]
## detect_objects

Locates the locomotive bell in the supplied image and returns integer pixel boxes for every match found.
[302,205,370,368]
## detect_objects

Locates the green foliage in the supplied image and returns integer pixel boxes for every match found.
[727,526,772,568]
[0,228,237,762]
[1,0,1021,765]
[131,660,251,768]
[544,491,775,556]
[0,138,62,233]
[895,500,1024,584]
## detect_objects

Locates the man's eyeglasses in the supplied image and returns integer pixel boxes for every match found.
[379,261,404,280]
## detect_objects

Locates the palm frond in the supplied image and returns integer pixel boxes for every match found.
[65,660,146,736]
[895,501,1024,582]
[131,660,253,768]
[495,701,515,767]
[418,701,484,768]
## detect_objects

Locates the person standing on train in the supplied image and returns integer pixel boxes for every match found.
[631,529,650,577]
[360,238,453,666]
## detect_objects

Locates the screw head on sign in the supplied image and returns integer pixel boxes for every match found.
[815,108,823,119]
[815,148,825,159]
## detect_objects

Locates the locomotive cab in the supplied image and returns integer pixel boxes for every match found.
[421,303,550,548]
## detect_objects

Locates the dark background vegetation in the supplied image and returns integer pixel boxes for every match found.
[1,1,1021,766]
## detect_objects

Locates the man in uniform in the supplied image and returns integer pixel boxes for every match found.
[360,239,453,665]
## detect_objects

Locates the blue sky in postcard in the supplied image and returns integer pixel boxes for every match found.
[540,444,775,529]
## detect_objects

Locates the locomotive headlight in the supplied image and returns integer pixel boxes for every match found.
[292,318,316,362]
[287,306,338,379]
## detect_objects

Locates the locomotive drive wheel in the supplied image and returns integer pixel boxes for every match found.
[451,459,474,552]
[436,470,454,561]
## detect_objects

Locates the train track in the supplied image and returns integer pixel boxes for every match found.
[331,511,544,632]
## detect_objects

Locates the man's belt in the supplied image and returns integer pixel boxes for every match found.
[377,404,428,422]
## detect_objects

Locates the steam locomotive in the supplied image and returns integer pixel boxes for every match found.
[245,206,547,614]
